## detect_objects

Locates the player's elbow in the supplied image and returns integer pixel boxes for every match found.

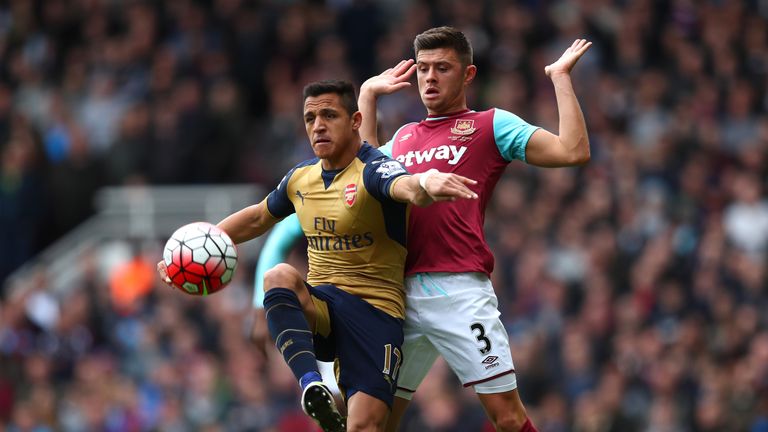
[573,143,590,165]
[565,136,591,166]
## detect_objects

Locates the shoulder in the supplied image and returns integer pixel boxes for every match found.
[384,122,419,146]
[290,157,320,172]
[357,143,390,164]
[471,108,495,117]
[274,157,319,193]
[268,159,319,218]
[394,121,420,136]
[283,157,320,181]
[383,122,419,156]
[490,108,528,125]
[491,107,512,117]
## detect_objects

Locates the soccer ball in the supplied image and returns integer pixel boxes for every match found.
[163,222,238,296]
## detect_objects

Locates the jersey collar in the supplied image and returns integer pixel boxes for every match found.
[425,109,473,121]
[320,142,373,189]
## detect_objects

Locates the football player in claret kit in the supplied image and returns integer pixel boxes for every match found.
[253,28,592,432]
[159,79,478,432]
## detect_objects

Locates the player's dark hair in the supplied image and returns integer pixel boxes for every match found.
[414,26,473,66]
[303,80,358,116]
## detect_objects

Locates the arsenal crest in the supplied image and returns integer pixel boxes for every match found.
[450,119,476,135]
[344,183,357,206]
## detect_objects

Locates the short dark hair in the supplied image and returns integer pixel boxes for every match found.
[302,80,358,116]
[414,26,473,66]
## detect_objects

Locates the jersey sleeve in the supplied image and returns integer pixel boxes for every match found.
[362,156,409,202]
[252,213,304,308]
[378,140,393,157]
[493,108,540,163]
[265,168,298,218]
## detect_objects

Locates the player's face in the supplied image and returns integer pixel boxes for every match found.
[416,48,476,115]
[303,93,362,167]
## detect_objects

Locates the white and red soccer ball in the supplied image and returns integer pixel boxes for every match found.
[163,222,237,296]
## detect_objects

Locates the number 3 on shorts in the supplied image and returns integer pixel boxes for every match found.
[471,323,492,354]
[382,343,402,380]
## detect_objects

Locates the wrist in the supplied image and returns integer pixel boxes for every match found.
[418,169,439,191]
[548,70,573,81]
[359,85,379,101]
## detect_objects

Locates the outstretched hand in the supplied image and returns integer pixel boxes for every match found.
[360,59,417,97]
[156,260,173,287]
[545,39,592,77]
[422,171,478,203]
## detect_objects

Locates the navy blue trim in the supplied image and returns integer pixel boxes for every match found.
[380,199,408,248]
[321,168,342,189]
[266,158,318,218]
[359,143,409,248]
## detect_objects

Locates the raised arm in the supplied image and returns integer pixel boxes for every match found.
[524,39,592,167]
[359,60,417,147]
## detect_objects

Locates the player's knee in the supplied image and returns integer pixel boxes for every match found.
[384,397,408,432]
[263,263,302,292]
[347,415,386,432]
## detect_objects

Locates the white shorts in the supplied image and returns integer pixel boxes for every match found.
[395,272,517,400]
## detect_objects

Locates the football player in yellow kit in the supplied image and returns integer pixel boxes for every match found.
[158,80,477,432]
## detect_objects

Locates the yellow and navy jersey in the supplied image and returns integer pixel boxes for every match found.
[265,143,410,319]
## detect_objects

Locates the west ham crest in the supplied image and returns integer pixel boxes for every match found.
[344,183,357,206]
[450,119,476,135]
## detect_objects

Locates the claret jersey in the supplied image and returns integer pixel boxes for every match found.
[266,143,410,319]
[380,108,539,276]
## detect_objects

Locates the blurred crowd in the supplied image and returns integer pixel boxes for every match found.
[1,0,768,430]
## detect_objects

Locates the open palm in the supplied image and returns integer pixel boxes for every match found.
[361,59,417,97]
[545,39,592,77]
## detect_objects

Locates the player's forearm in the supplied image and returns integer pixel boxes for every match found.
[217,202,276,244]
[391,175,434,207]
[550,73,590,165]
[358,88,380,147]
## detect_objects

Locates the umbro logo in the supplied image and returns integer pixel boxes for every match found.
[482,355,500,370]
[399,133,412,142]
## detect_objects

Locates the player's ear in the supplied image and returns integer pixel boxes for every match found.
[351,111,362,130]
[464,65,477,86]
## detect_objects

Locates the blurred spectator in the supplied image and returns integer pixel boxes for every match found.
[723,171,768,257]
[47,123,103,239]
[109,247,154,316]
[105,102,151,185]
[0,121,48,285]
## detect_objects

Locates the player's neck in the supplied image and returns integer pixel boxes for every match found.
[426,101,469,118]
[321,141,362,171]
